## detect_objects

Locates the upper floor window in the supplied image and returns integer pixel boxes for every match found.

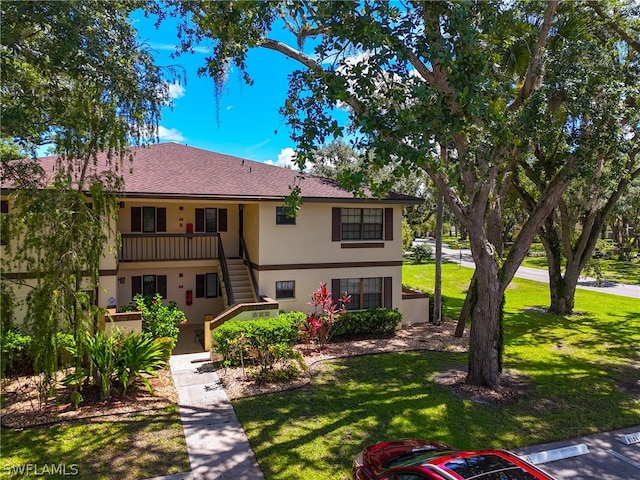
[1,200,9,246]
[341,208,383,240]
[131,206,166,233]
[332,207,393,242]
[195,208,228,232]
[276,206,296,225]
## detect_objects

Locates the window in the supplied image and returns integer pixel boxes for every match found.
[276,206,296,225]
[195,208,228,232]
[132,274,167,299]
[131,206,166,233]
[333,207,393,242]
[1,200,8,246]
[196,273,219,298]
[275,280,295,299]
[341,208,383,240]
[339,277,383,310]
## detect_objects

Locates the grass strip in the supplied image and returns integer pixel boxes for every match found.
[0,405,188,480]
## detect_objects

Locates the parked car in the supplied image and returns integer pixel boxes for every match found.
[353,439,557,480]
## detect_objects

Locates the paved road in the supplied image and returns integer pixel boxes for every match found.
[414,239,640,299]
[516,426,640,480]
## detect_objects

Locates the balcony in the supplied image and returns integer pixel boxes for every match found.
[119,233,219,262]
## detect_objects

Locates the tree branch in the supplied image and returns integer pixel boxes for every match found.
[509,0,559,112]
[588,0,640,54]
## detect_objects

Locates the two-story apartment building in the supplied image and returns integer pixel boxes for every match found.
[2,143,428,353]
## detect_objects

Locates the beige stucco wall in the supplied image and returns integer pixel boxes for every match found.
[115,262,226,325]
[252,202,403,265]
[118,199,240,257]
[245,201,405,313]
[114,198,243,324]
[258,265,403,314]
[399,295,429,326]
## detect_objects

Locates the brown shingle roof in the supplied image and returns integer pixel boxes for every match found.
[2,143,422,203]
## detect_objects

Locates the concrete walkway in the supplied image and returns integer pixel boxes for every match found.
[151,353,265,480]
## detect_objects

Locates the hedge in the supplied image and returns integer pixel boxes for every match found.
[334,308,401,337]
[212,312,305,366]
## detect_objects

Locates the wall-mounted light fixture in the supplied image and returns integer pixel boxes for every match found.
[118,277,126,284]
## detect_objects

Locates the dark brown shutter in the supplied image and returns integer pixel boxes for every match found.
[384,276,393,308]
[132,276,142,297]
[195,274,205,298]
[218,208,228,232]
[131,207,142,232]
[385,208,393,241]
[157,275,168,299]
[332,208,341,241]
[156,207,167,232]
[332,279,341,298]
[1,200,9,214]
[195,208,204,232]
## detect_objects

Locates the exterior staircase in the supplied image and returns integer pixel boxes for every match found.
[221,258,257,307]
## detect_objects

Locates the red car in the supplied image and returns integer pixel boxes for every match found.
[353,439,557,480]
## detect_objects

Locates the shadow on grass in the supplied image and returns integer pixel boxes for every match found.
[0,406,188,480]
[232,348,639,480]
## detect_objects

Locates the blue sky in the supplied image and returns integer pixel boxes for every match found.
[133,12,337,168]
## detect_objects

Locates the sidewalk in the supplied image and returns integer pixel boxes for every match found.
[150,353,265,480]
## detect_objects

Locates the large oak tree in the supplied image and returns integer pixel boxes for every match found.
[166,0,629,388]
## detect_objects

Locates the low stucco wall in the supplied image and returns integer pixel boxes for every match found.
[399,288,429,326]
[100,309,142,336]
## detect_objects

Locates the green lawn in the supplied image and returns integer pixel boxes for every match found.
[0,405,189,480]
[232,263,640,480]
[520,255,640,285]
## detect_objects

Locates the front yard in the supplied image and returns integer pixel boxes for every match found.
[1,262,638,480]
[231,263,640,479]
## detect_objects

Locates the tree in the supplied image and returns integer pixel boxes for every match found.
[610,183,640,252]
[512,4,640,314]
[167,0,623,388]
[1,1,169,381]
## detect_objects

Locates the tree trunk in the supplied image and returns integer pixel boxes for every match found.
[454,272,476,337]
[433,184,444,325]
[466,252,504,389]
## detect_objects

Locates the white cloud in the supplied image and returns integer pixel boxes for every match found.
[265,147,315,171]
[251,138,271,149]
[157,126,185,142]
[265,147,297,168]
[167,82,186,100]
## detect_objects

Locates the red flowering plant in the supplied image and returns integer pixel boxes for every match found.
[300,283,351,348]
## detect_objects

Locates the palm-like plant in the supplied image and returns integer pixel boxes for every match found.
[116,333,166,396]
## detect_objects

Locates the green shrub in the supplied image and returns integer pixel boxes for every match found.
[55,332,76,368]
[0,328,33,377]
[413,243,433,264]
[154,337,175,363]
[117,332,166,396]
[122,293,186,347]
[247,343,307,384]
[333,308,402,338]
[212,314,302,367]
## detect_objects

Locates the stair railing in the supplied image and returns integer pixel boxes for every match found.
[218,235,235,306]
[240,236,260,301]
